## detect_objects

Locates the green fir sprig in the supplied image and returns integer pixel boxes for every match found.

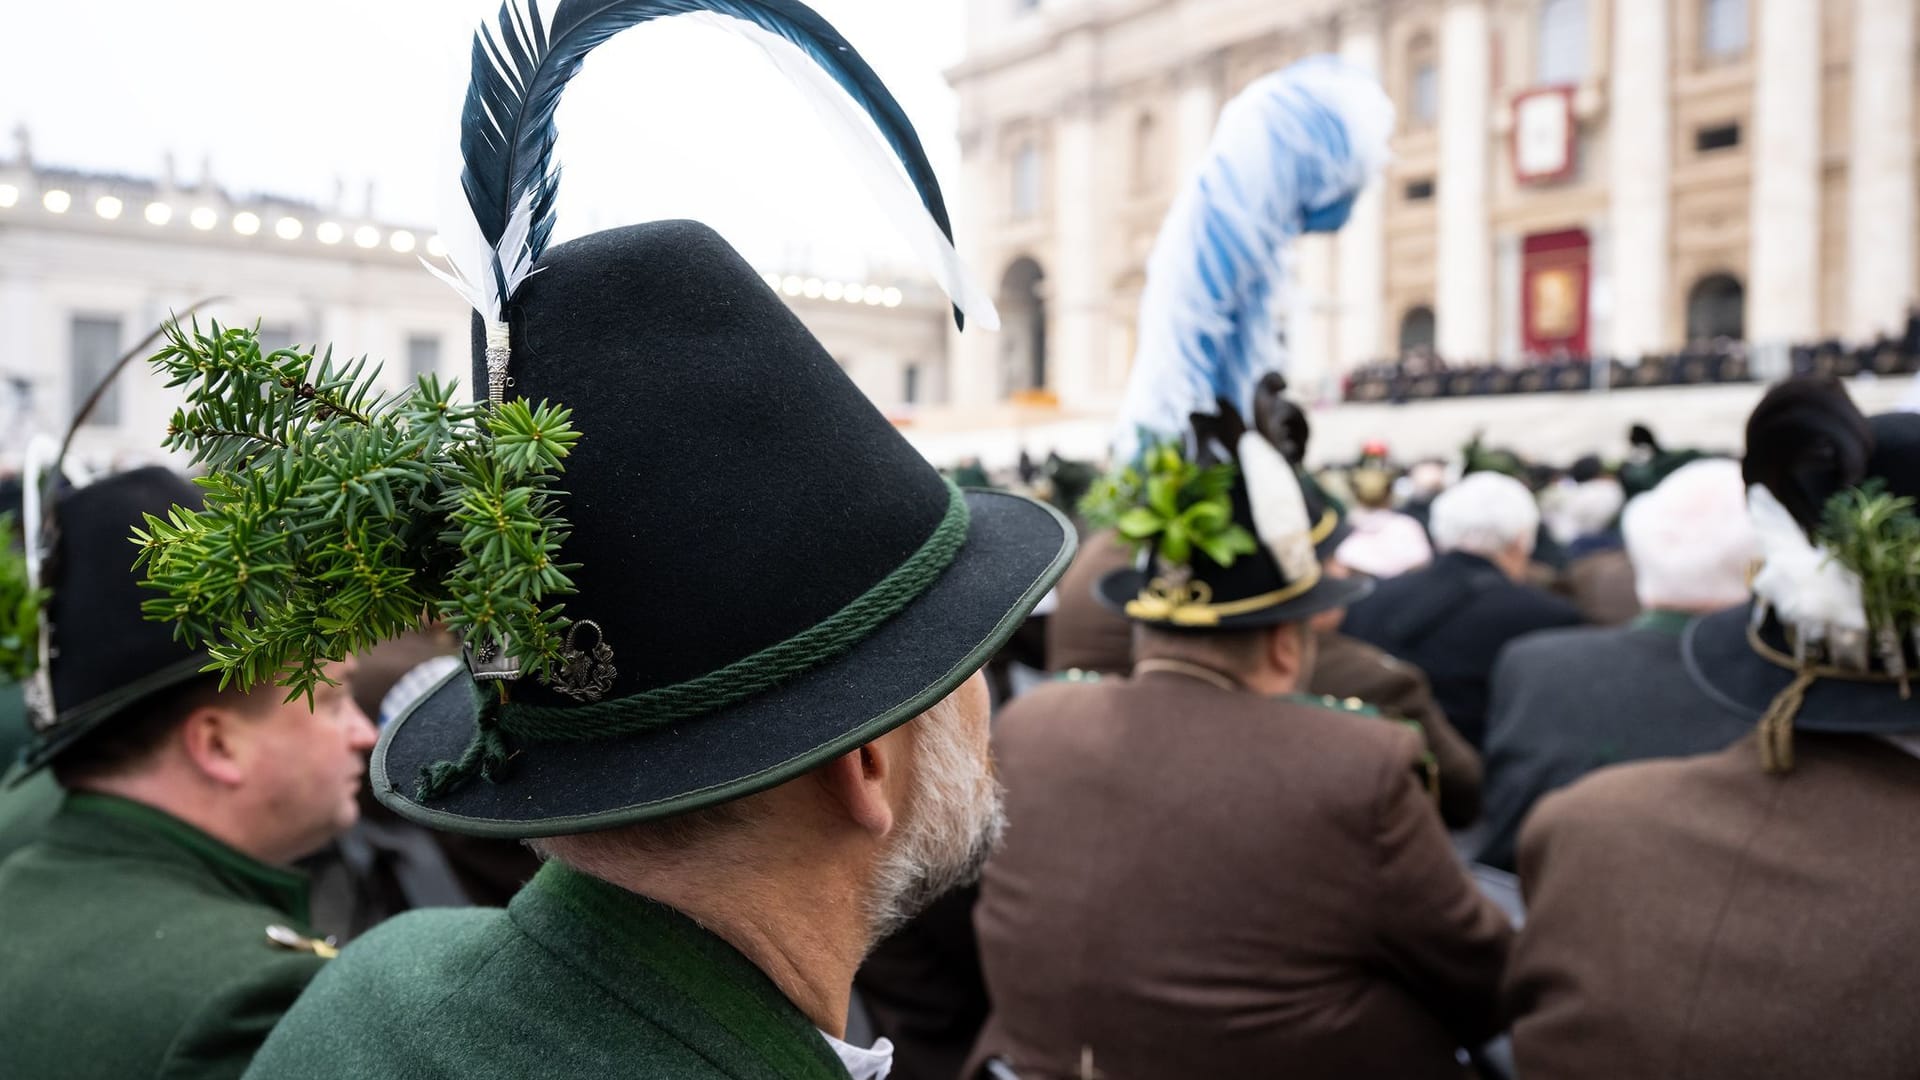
[0,513,45,683]
[1079,439,1257,568]
[131,319,582,702]
[1818,481,1920,649]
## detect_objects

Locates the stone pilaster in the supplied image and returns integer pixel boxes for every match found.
[1847,0,1916,339]
[1607,0,1670,358]
[1747,0,1821,344]
[1435,0,1492,361]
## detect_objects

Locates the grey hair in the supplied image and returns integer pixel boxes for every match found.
[863,692,1005,944]
[1622,458,1757,612]
[1430,472,1540,558]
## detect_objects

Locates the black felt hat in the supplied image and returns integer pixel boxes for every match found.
[1682,382,1920,741]
[13,467,211,775]
[373,222,1073,836]
[1095,396,1370,632]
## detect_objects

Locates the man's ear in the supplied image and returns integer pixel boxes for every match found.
[1265,621,1306,683]
[178,705,250,788]
[814,737,898,841]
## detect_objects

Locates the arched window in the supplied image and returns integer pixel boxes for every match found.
[1537,0,1588,85]
[1011,140,1041,219]
[1686,274,1745,342]
[999,257,1049,394]
[1399,305,1437,356]
[1131,111,1159,194]
[1701,0,1748,59]
[1406,33,1438,128]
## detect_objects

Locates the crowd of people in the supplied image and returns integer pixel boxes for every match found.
[3,5,1919,1080]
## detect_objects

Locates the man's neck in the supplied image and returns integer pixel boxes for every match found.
[593,856,871,1037]
[73,774,283,865]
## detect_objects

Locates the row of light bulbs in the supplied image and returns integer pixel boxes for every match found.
[760,272,906,309]
[0,183,447,257]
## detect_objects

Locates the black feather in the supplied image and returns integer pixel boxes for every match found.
[1742,375,1875,533]
[1189,397,1246,466]
[460,0,965,326]
[1251,372,1309,466]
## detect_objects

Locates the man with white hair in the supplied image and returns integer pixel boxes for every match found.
[1474,460,1759,870]
[1342,471,1583,748]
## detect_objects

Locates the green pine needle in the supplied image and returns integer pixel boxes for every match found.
[0,514,45,683]
[133,318,582,702]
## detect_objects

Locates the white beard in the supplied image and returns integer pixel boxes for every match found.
[863,699,1006,945]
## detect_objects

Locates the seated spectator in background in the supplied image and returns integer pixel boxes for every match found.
[1475,459,1757,870]
[1505,378,1920,1078]
[1336,461,1435,579]
[1342,472,1584,748]
[1547,466,1639,625]
[974,416,1510,1079]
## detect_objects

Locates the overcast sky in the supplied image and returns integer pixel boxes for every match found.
[0,0,968,278]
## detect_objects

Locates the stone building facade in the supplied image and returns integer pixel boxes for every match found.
[0,142,944,469]
[946,0,1920,410]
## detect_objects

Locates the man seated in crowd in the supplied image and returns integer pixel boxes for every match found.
[0,467,378,1080]
[1342,471,1584,748]
[973,412,1510,1078]
[1476,459,1758,869]
[1505,378,1920,1077]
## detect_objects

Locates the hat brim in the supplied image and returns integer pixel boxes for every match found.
[10,655,213,783]
[1681,603,1920,734]
[371,489,1074,838]
[1093,566,1374,631]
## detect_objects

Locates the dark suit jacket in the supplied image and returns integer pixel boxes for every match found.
[246,861,851,1079]
[971,670,1511,1079]
[1341,551,1584,748]
[1476,612,1753,870]
[1315,631,1483,828]
[1507,733,1920,1079]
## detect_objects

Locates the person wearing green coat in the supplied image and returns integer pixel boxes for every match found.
[230,6,1071,1077]
[0,467,378,1080]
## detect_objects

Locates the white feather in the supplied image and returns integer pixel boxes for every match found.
[1237,431,1316,582]
[1748,484,1866,632]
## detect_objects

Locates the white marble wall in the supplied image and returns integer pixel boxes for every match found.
[1846,0,1917,339]
[1435,0,1493,360]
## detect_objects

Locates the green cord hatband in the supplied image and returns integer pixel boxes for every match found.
[416,482,973,801]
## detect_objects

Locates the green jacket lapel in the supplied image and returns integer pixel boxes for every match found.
[509,862,850,1080]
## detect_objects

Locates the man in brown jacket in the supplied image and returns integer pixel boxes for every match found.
[1049,526,1483,826]
[974,401,1511,1079]
[1505,378,1920,1079]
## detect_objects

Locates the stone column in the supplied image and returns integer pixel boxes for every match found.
[1051,96,1106,407]
[1607,0,1670,359]
[1290,237,1338,400]
[1174,54,1221,183]
[1847,0,1916,339]
[1435,0,1493,362]
[947,127,1001,409]
[1747,0,1821,344]
[1336,7,1387,372]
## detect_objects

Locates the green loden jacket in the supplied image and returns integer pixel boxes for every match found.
[244,860,855,1079]
[0,793,327,1080]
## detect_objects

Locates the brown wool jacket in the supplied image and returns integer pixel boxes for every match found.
[1507,732,1920,1079]
[971,670,1512,1080]
[1045,530,1483,825]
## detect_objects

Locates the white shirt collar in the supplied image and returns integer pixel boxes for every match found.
[818,1030,893,1080]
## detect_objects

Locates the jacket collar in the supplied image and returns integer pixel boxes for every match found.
[508,861,849,1080]
[1631,609,1694,637]
[52,792,312,924]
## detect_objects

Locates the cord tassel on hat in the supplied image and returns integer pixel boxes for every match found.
[416,687,518,802]
[1756,670,1815,774]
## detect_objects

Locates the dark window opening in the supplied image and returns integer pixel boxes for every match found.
[1695,123,1740,153]
[1405,178,1436,201]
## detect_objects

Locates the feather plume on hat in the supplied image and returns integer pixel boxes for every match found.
[1113,55,1392,458]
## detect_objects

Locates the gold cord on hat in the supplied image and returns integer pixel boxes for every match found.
[1745,621,1906,774]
